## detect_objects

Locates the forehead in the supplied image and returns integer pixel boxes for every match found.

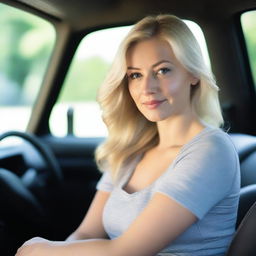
[126,38,178,66]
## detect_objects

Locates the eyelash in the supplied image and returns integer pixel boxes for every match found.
[128,72,142,80]
[157,67,171,75]
[127,67,171,80]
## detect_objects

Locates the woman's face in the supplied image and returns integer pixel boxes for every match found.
[126,37,198,122]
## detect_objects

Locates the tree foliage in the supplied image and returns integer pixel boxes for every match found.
[242,11,256,84]
[0,3,55,105]
[59,56,110,102]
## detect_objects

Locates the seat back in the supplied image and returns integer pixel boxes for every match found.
[236,184,256,227]
[226,134,256,255]
[226,201,256,256]
[230,133,256,187]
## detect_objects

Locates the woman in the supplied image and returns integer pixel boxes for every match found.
[16,14,240,256]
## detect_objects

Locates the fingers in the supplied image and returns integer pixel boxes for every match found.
[15,237,48,256]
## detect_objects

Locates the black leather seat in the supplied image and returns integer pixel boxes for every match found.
[230,133,256,187]
[223,134,256,255]
[236,184,256,227]
[226,174,256,255]
[229,133,256,227]
[226,201,256,256]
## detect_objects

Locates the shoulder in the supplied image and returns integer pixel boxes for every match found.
[171,127,240,186]
[190,126,235,147]
[96,170,114,192]
[154,127,240,219]
[178,127,238,163]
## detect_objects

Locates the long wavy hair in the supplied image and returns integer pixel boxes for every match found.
[95,14,223,180]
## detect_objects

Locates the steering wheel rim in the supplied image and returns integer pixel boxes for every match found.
[0,131,63,184]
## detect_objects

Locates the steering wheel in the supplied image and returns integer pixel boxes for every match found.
[0,131,63,247]
[0,131,63,185]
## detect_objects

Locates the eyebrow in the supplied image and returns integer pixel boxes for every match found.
[127,60,172,70]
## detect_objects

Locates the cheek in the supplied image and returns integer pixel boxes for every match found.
[162,78,190,98]
[128,86,136,103]
[128,85,137,102]
[161,80,181,97]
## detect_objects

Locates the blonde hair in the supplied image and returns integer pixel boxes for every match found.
[95,14,223,180]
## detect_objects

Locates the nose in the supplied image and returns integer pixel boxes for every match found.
[141,74,157,95]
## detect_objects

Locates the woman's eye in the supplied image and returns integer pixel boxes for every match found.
[157,67,171,75]
[128,72,142,80]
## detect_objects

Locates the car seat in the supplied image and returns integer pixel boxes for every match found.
[226,200,256,256]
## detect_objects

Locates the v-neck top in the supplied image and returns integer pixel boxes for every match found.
[96,127,240,256]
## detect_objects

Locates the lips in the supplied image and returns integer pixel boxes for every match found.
[143,99,166,109]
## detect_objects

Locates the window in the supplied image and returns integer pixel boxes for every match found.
[0,3,55,134]
[49,27,132,137]
[50,21,210,137]
[241,11,256,85]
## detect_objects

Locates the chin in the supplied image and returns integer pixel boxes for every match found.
[144,114,168,122]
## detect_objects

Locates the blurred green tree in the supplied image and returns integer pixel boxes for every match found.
[0,3,55,105]
[242,11,256,84]
[59,56,110,102]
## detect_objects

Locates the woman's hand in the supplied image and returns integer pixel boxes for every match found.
[15,237,53,256]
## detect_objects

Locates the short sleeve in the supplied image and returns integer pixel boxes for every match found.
[96,171,114,192]
[154,131,239,220]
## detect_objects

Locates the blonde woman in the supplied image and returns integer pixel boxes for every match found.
[16,14,240,256]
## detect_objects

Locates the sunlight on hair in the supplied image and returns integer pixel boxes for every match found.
[184,20,211,68]
[77,20,210,68]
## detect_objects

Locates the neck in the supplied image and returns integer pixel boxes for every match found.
[156,113,205,149]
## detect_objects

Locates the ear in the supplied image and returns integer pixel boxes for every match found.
[191,76,199,86]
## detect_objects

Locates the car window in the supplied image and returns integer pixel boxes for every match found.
[0,3,55,134]
[50,21,210,137]
[241,10,256,85]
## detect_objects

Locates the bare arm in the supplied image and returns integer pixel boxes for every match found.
[66,190,110,241]
[16,192,197,256]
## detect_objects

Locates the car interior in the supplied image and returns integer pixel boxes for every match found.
[0,0,256,255]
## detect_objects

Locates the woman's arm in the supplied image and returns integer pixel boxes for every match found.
[66,190,110,241]
[16,192,197,256]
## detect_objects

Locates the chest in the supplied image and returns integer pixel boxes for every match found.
[124,147,181,193]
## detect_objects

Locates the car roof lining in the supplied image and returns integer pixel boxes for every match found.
[9,0,256,31]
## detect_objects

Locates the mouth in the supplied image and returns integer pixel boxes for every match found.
[143,99,166,109]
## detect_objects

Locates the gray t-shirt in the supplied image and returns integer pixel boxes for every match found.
[96,127,240,256]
